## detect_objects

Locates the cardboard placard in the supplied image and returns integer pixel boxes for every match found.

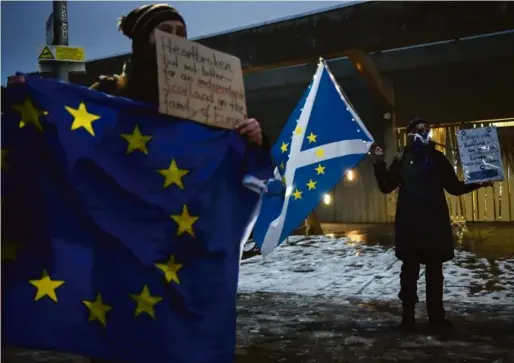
[456,126,505,184]
[155,29,247,129]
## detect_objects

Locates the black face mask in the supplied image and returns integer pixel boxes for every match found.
[408,130,431,147]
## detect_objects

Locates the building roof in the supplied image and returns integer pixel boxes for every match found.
[63,1,514,86]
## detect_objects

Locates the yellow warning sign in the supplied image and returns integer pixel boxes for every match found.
[55,46,85,62]
[38,46,55,60]
[38,45,85,62]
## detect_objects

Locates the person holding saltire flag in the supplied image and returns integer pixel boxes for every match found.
[253,59,375,256]
[1,74,272,363]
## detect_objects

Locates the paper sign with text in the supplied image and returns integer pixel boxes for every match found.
[155,29,247,129]
[456,126,505,184]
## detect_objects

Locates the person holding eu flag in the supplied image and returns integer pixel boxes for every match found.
[2,4,273,363]
[90,3,266,149]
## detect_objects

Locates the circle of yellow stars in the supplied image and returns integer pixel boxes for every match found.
[7,96,200,327]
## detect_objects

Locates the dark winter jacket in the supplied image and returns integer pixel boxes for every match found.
[89,60,156,104]
[374,143,481,263]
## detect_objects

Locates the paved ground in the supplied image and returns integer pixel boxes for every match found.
[235,292,514,363]
[4,292,514,363]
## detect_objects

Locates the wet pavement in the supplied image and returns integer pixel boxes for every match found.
[235,292,514,363]
[318,222,514,260]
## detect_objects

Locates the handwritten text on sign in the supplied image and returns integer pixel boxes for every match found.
[155,29,247,129]
[456,126,505,184]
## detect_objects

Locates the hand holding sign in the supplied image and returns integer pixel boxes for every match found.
[155,29,247,129]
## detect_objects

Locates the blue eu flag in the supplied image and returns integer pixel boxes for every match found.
[1,75,272,362]
[253,59,374,256]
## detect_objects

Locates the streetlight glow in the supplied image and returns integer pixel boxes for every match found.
[323,193,332,205]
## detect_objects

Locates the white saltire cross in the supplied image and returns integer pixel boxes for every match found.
[260,60,374,256]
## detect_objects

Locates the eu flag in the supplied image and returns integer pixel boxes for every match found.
[1,75,272,362]
[253,59,374,256]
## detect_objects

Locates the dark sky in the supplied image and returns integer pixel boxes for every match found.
[1,1,351,84]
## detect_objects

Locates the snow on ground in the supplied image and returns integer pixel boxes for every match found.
[239,236,514,305]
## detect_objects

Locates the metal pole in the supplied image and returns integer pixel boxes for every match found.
[52,1,69,82]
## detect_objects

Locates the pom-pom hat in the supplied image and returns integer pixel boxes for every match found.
[117,4,186,41]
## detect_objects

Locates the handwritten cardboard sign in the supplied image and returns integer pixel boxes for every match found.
[456,126,505,184]
[155,29,247,129]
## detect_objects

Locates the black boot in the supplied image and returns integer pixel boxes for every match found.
[400,303,416,331]
[398,261,420,331]
[426,263,453,330]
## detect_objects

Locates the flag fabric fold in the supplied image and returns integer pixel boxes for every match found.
[1,75,272,363]
[253,59,375,256]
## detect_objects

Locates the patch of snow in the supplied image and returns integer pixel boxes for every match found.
[239,236,514,306]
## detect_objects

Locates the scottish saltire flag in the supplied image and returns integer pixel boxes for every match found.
[253,59,374,256]
[1,75,271,363]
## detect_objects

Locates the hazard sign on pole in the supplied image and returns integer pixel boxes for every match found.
[38,46,55,60]
[38,45,84,62]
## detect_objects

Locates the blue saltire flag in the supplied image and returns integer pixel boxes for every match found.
[1,75,272,363]
[253,59,374,256]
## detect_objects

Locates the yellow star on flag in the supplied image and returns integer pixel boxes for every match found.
[306,179,317,190]
[171,205,199,237]
[158,158,190,190]
[307,132,317,143]
[280,142,289,154]
[29,270,65,302]
[279,161,285,170]
[155,254,183,284]
[315,148,325,158]
[66,102,101,137]
[292,188,303,200]
[130,285,163,319]
[121,125,152,154]
[83,293,112,327]
[1,149,9,170]
[294,126,303,135]
[315,164,326,175]
[2,242,20,261]
[12,97,45,130]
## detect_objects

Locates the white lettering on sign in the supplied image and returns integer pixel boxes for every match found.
[155,29,247,129]
[62,23,68,42]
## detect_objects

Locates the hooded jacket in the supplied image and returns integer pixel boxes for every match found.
[374,142,481,263]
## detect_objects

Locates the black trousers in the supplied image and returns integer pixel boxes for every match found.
[398,260,446,321]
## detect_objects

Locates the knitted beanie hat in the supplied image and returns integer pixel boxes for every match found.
[117,4,186,41]
[406,117,429,133]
